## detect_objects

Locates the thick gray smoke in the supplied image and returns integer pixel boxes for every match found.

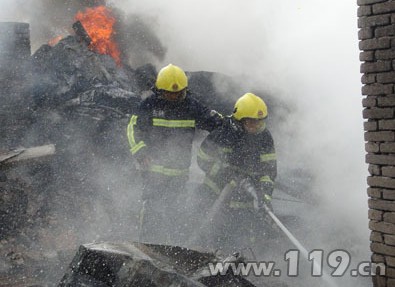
[0,1,369,286]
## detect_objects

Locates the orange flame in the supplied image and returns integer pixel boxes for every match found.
[75,6,121,66]
[48,35,63,47]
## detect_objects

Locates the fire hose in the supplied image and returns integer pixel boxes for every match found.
[188,179,339,287]
[243,180,339,287]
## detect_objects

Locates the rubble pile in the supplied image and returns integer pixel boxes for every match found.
[59,242,259,287]
[31,35,147,108]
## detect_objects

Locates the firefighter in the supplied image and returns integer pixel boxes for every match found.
[195,92,277,251]
[127,64,223,244]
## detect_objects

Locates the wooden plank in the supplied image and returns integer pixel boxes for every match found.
[0,149,24,162]
[0,144,55,166]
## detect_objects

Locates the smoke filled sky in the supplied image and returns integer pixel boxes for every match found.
[0,0,367,267]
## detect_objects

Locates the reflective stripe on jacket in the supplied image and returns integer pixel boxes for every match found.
[197,117,277,203]
[127,92,222,175]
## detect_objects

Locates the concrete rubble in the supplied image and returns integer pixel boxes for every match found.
[59,242,259,287]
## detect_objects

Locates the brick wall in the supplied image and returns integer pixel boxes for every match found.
[358,0,395,286]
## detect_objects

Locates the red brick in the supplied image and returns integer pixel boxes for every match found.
[372,264,388,278]
[369,177,395,189]
[369,164,382,175]
[383,189,395,200]
[362,84,394,95]
[370,198,395,211]
[372,242,395,258]
[370,208,384,219]
[387,256,395,267]
[363,96,378,107]
[367,143,380,153]
[373,274,387,287]
[360,38,391,50]
[370,220,395,233]
[380,120,395,130]
[385,213,395,224]
[359,14,391,28]
[378,72,395,84]
[365,131,395,141]
[360,50,375,61]
[359,5,373,16]
[372,253,385,263]
[381,143,395,153]
[376,24,395,37]
[387,266,395,278]
[358,0,386,4]
[373,2,395,14]
[369,187,383,198]
[361,61,392,73]
[376,49,395,60]
[372,230,384,241]
[378,95,395,107]
[383,167,395,178]
[363,108,394,119]
[362,74,376,84]
[385,234,395,246]
[367,155,395,165]
[365,120,378,131]
[359,27,374,40]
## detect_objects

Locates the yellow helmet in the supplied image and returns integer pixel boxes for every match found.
[233,93,268,120]
[155,64,188,92]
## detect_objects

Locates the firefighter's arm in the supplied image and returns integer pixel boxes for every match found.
[127,112,151,167]
[197,136,222,174]
[197,131,235,180]
[194,100,224,132]
[258,130,277,195]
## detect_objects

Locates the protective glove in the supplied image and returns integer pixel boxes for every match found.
[259,181,274,211]
[238,177,274,212]
[210,110,224,127]
[260,181,274,197]
[262,194,273,211]
[238,178,261,208]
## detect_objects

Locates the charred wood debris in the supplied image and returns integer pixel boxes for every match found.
[0,21,270,286]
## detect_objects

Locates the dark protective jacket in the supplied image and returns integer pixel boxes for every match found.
[127,91,222,177]
[197,117,277,208]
